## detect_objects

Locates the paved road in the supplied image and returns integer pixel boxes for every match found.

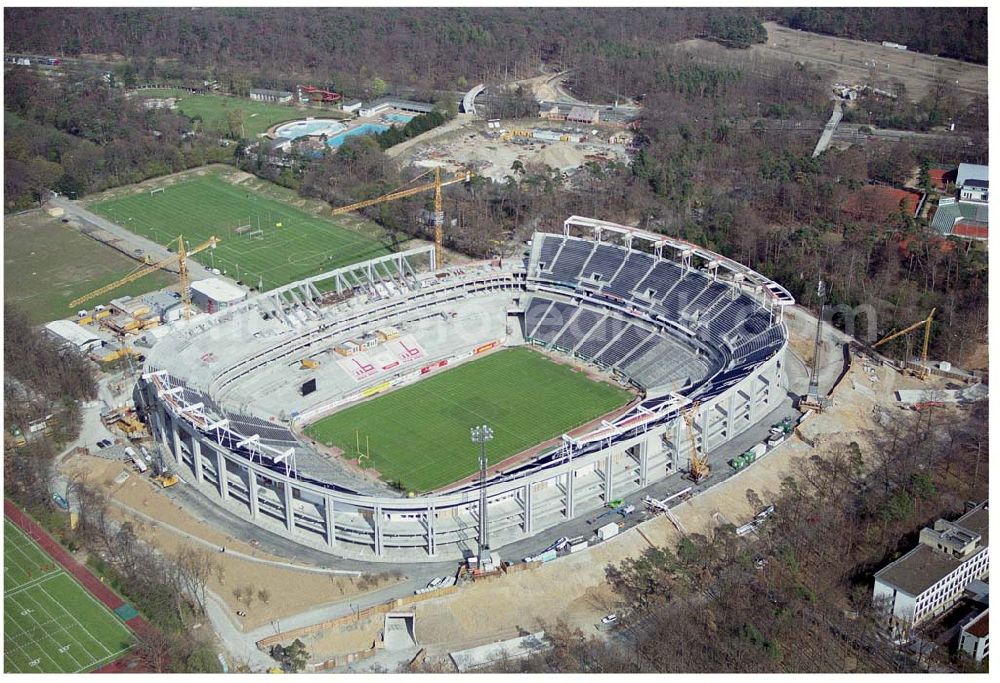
[47,195,214,281]
[812,99,844,157]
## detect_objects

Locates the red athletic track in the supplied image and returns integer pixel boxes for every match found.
[5,500,159,673]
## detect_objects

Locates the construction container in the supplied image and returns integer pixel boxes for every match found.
[597,522,620,541]
[77,316,94,326]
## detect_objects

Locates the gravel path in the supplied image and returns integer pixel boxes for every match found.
[47,195,214,281]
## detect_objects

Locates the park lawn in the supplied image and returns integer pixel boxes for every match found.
[4,520,134,673]
[89,173,393,291]
[4,211,174,323]
[305,347,633,492]
[134,88,349,138]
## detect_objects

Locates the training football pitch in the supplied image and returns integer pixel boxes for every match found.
[89,174,393,291]
[305,347,633,492]
[4,520,133,673]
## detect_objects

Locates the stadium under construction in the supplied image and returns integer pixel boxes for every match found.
[139,216,793,561]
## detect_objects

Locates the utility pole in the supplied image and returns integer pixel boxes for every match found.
[470,424,494,559]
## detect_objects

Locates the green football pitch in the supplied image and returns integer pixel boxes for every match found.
[89,174,393,291]
[305,347,633,492]
[4,520,133,673]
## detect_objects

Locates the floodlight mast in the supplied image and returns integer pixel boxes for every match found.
[470,424,494,558]
[806,279,826,402]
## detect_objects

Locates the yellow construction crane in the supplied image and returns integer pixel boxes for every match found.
[331,167,472,268]
[872,308,936,379]
[69,235,220,319]
[682,400,711,483]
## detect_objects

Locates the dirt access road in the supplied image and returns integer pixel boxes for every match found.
[678,21,986,102]
[755,22,986,100]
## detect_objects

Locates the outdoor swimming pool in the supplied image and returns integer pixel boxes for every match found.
[386,113,415,124]
[326,123,390,147]
[273,118,346,140]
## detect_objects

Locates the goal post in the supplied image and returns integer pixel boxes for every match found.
[149,187,165,196]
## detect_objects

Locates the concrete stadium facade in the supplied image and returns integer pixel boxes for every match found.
[140,217,793,562]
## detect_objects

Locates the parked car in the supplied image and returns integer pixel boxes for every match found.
[553,537,570,551]
[96,441,107,450]
[427,577,444,589]
[601,614,619,625]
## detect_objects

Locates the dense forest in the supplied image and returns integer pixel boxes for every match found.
[771,7,988,63]
[4,7,986,102]
[4,68,230,211]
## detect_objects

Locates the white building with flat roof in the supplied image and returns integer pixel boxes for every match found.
[189,278,247,313]
[250,89,293,103]
[958,609,989,663]
[873,501,989,635]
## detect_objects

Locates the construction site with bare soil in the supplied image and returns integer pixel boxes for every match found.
[395,117,634,184]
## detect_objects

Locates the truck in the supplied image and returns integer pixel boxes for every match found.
[729,443,768,471]
[770,417,794,435]
[597,522,620,541]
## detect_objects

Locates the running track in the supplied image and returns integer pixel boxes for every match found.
[4,500,159,672]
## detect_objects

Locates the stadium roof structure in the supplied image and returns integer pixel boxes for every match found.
[562,215,795,306]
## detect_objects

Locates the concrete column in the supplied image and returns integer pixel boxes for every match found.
[247,471,259,518]
[215,449,229,500]
[564,471,575,518]
[426,507,435,557]
[325,497,337,547]
[156,404,170,446]
[748,377,760,424]
[639,438,650,487]
[283,481,295,532]
[171,418,182,464]
[373,506,384,557]
[190,430,204,483]
[522,484,533,534]
[726,392,737,438]
[604,453,614,502]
